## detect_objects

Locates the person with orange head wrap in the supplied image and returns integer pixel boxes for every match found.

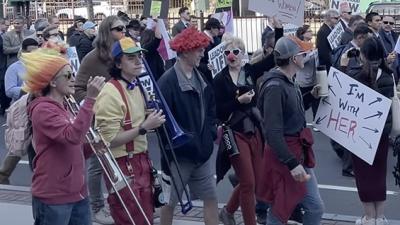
[21,48,106,225]
[158,27,219,225]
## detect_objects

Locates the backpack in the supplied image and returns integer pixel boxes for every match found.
[4,94,32,158]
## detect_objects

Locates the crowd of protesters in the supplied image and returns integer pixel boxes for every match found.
[0,3,399,225]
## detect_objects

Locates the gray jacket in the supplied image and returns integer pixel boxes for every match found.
[2,29,34,67]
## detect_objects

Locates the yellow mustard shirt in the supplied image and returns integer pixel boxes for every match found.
[94,80,147,158]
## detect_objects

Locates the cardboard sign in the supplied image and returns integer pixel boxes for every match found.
[150,0,162,18]
[208,42,227,78]
[248,0,305,26]
[330,0,361,13]
[327,22,345,50]
[67,47,80,74]
[314,67,391,165]
[284,23,299,36]
[216,0,233,8]
[138,73,155,102]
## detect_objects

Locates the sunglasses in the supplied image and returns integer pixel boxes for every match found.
[383,21,395,25]
[344,11,352,15]
[59,71,75,80]
[49,33,59,37]
[111,25,125,32]
[224,49,241,56]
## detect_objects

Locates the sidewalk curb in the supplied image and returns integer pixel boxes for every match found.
[1,185,400,224]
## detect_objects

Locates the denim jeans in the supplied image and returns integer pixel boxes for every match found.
[88,155,105,212]
[267,168,324,225]
[32,197,91,225]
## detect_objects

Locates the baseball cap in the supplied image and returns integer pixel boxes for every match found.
[274,36,301,59]
[82,21,96,30]
[112,37,146,58]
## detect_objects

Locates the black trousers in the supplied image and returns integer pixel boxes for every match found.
[0,68,11,113]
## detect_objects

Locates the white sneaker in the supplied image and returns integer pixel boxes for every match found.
[355,216,375,225]
[376,217,389,225]
[93,207,114,225]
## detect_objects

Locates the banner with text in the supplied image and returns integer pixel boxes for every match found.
[208,42,227,78]
[67,47,80,74]
[248,0,305,26]
[284,23,299,36]
[314,67,391,165]
[327,22,345,50]
[330,0,361,13]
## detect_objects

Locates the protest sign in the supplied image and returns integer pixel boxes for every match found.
[212,9,234,34]
[284,23,299,36]
[330,0,361,13]
[150,0,162,18]
[208,42,227,78]
[327,22,345,50]
[248,0,305,26]
[138,73,155,102]
[216,0,232,9]
[157,20,177,60]
[67,47,80,74]
[314,67,391,165]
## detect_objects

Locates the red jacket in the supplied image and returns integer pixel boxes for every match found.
[28,96,95,204]
[257,128,315,223]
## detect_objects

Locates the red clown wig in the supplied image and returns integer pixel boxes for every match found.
[169,27,211,53]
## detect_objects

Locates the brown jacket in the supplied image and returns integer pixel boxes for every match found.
[74,48,112,103]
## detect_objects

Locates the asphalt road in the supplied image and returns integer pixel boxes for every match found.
[0,112,399,220]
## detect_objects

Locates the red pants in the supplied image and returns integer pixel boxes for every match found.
[104,153,153,225]
[226,131,263,225]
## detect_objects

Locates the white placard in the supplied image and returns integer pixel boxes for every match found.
[330,0,361,13]
[248,0,305,27]
[314,67,391,165]
[138,73,155,101]
[67,47,80,74]
[212,9,234,34]
[208,42,227,78]
[284,23,299,36]
[327,23,345,50]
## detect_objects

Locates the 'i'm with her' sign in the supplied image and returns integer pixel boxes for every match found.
[314,67,391,165]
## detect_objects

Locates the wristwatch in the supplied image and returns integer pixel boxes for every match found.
[138,124,147,135]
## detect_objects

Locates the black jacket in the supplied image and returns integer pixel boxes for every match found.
[142,37,165,80]
[317,23,333,71]
[379,29,398,55]
[0,35,6,71]
[158,63,217,163]
[69,32,94,62]
[340,27,353,45]
[354,67,394,135]
[258,69,306,170]
[213,66,262,133]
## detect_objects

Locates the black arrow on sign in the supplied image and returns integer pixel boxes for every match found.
[368,97,382,106]
[315,115,327,125]
[333,71,342,88]
[364,111,383,120]
[322,97,331,105]
[359,136,372,149]
[328,85,336,97]
[362,126,379,133]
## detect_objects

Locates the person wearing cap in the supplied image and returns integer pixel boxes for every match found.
[257,36,324,225]
[198,17,222,83]
[74,16,125,225]
[73,21,97,61]
[21,48,105,225]
[126,19,143,42]
[213,36,263,225]
[94,37,165,225]
[158,27,218,225]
